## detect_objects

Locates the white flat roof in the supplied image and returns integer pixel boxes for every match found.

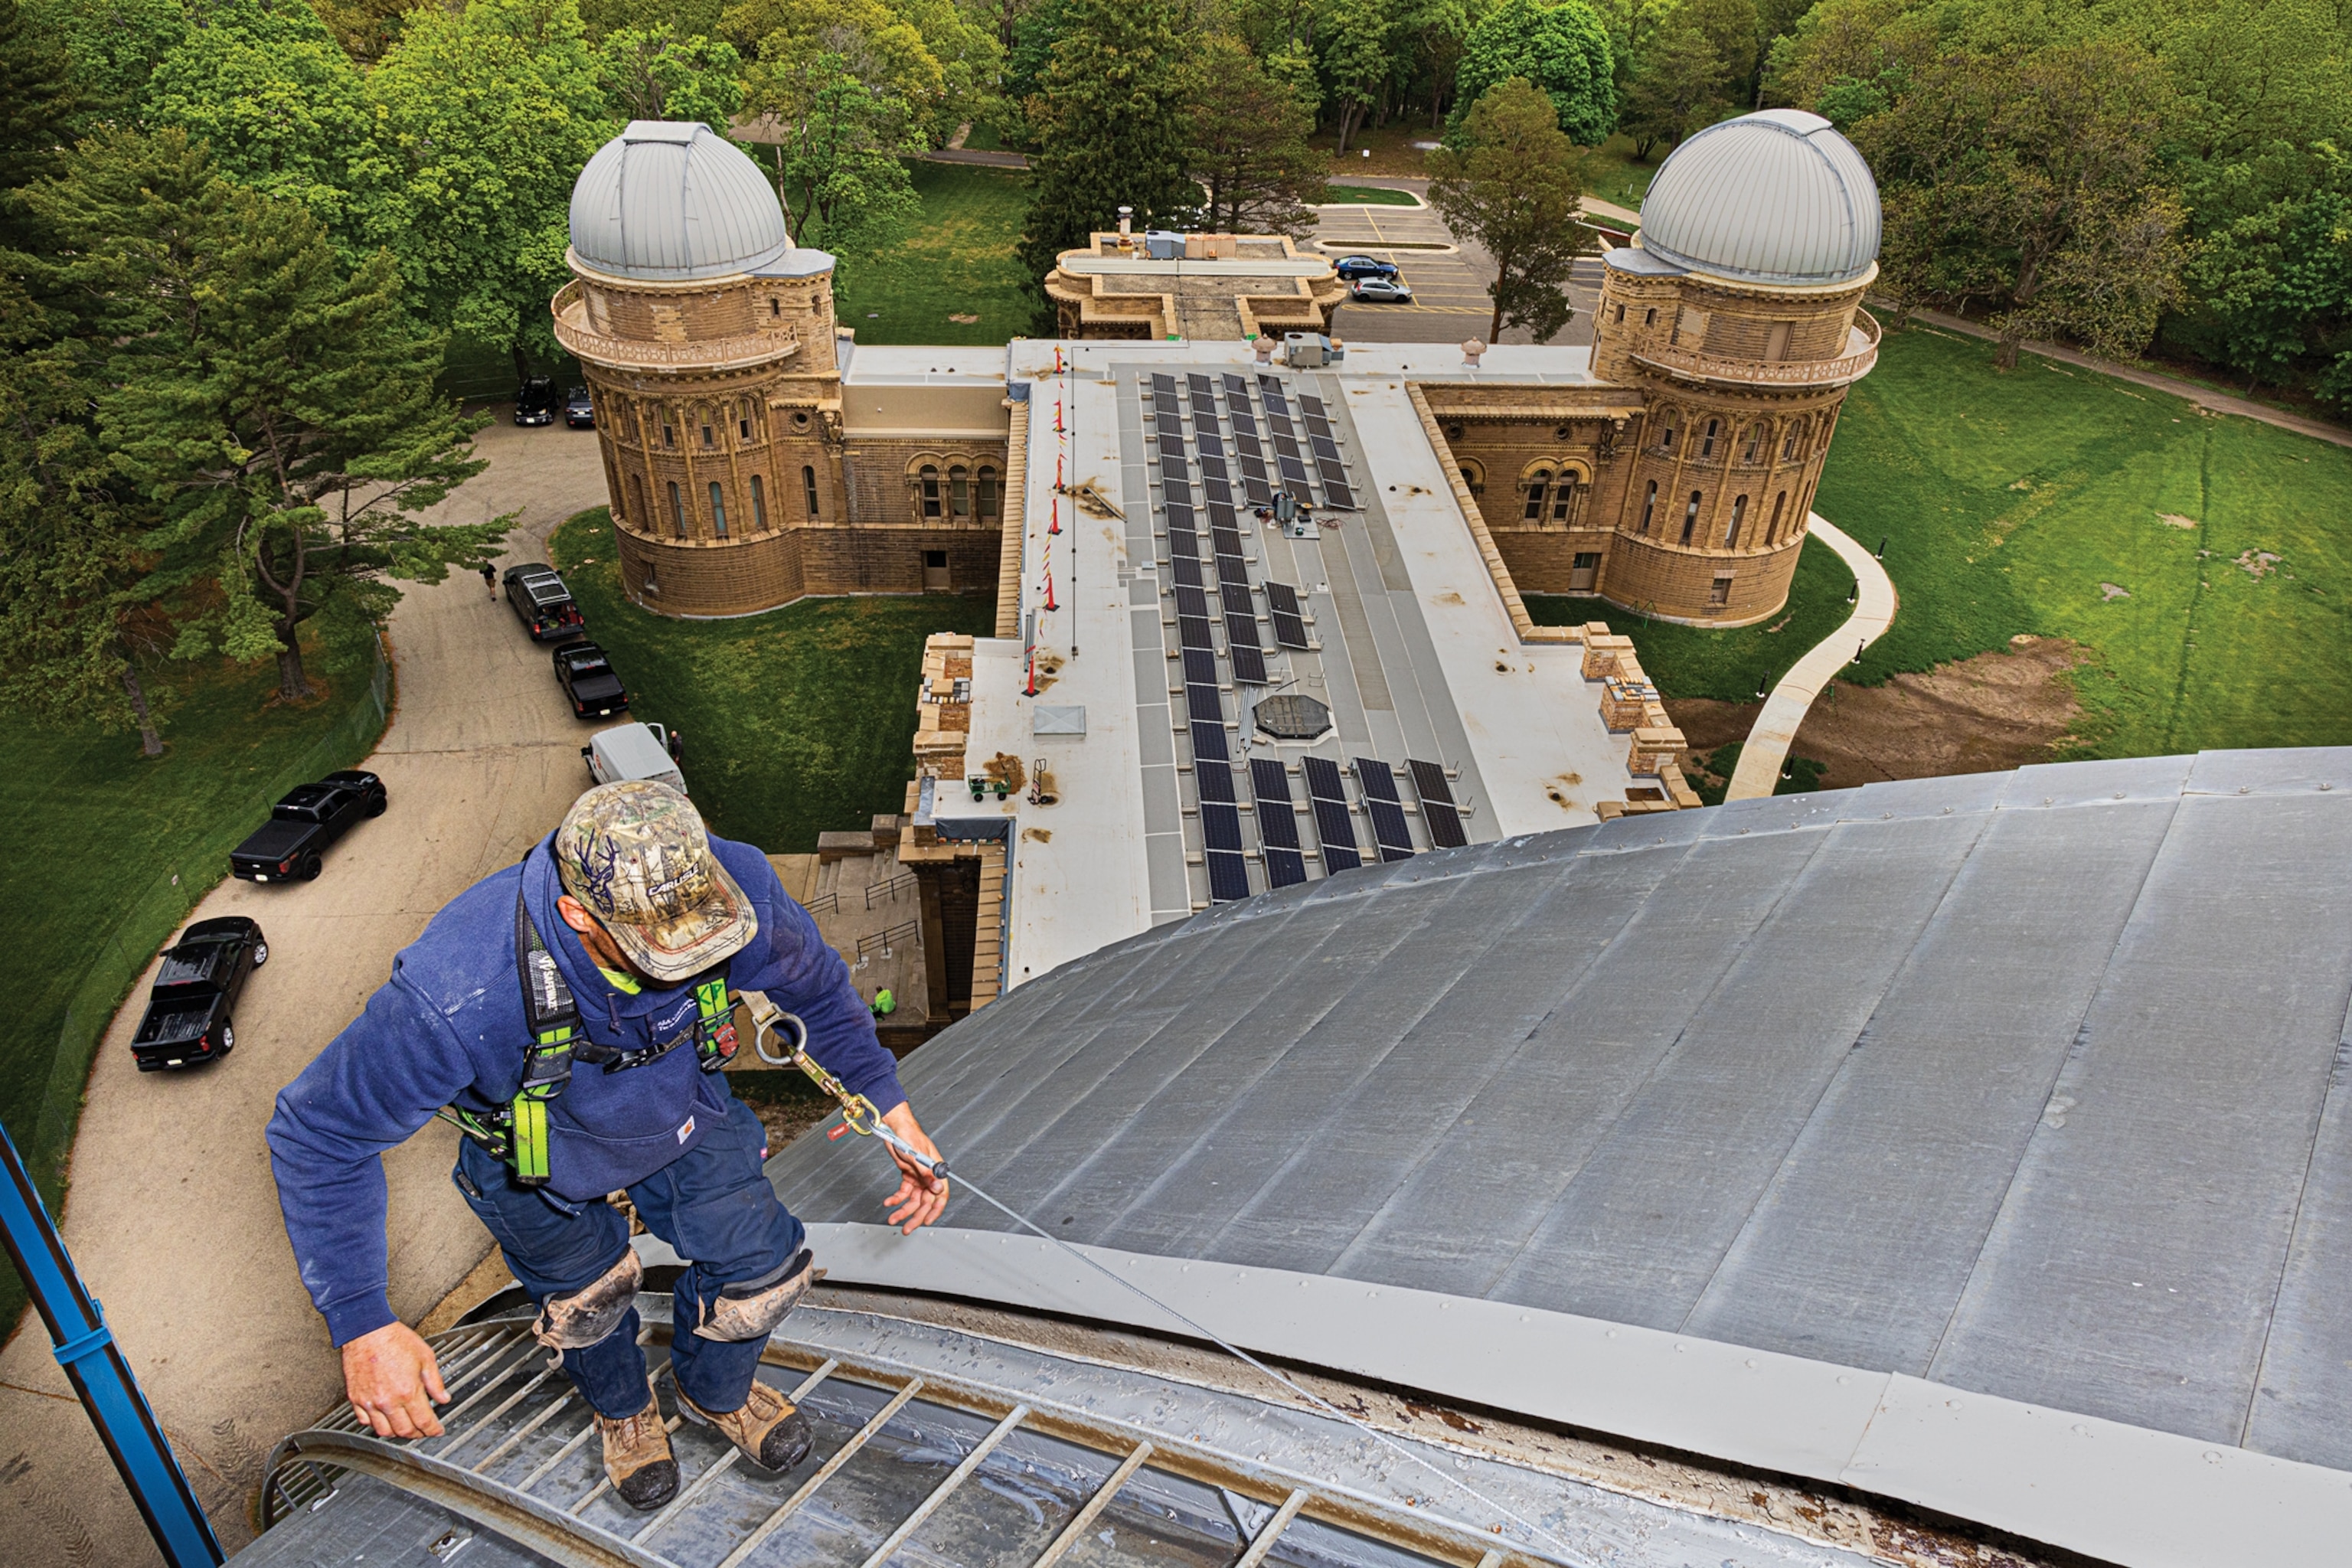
[838,342,1010,385]
[936,339,1639,988]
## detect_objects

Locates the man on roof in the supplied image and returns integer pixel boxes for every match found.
[266,781,946,1511]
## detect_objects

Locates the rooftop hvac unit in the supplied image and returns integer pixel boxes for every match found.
[1144,230,1184,260]
[1285,332,1344,368]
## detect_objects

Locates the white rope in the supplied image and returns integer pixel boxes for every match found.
[854,1119,1586,1566]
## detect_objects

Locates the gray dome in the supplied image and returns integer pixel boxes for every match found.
[1636,109,1880,286]
[569,121,792,281]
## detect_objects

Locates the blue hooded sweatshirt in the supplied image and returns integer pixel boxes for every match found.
[266,831,905,1345]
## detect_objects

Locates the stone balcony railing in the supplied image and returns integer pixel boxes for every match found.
[1632,310,1881,388]
[550,281,801,371]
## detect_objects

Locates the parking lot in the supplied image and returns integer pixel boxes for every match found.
[1315,180,1607,348]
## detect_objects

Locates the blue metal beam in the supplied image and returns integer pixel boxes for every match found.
[0,1118,223,1566]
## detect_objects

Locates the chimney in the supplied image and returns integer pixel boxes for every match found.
[1117,206,1132,238]
[1461,338,1486,370]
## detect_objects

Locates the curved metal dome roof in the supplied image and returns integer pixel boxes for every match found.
[1636,109,1880,286]
[569,120,792,281]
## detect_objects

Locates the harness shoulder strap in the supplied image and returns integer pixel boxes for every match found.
[505,888,582,1184]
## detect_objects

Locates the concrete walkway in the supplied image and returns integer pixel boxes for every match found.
[1907,308,2352,452]
[0,417,612,1566]
[1725,517,1897,802]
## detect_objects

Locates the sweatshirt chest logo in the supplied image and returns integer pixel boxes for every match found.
[653,995,697,1034]
[677,1115,696,1145]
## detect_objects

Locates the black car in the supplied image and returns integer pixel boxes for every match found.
[505,563,585,641]
[564,385,595,428]
[1333,254,1400,281]
[229,769,387,883]
[555,641,629,719]
[515,376,558,426]
[132,916,268,1070]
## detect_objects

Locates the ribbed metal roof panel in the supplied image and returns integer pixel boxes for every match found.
[568,120,792,281]
[1636,109,1880,286]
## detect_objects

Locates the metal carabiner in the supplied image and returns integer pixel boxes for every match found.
[745,993,885,1136]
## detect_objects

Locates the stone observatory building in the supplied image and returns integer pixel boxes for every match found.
[553,110,1880,627]
[554,120,1011,616]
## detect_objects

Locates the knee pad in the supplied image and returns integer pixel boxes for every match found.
[531,1248,642,1353]
[691,1249,820,1343]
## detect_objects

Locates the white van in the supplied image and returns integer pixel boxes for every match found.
[582,721,686,794]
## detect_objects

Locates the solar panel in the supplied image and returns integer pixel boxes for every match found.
[1168,554,1201,588]
[1206,500,1239,530]
[1257,374,1287,408]
[1174,585,1210,621]
[1178,616,1215,651]
[1155,413,1183,440]
[1186,682,1222,723]
[1211,526,1245,558]
[1159,453,1191,485]
[1191,394,1218,423]
[1203,477,1233,505]
[1154,395,1179,418]
[1167,527,1200,560]
[1265,583,1310,649]
[1302,756,1361,872]
[1216,554,1250,587]
[1279,456,1314,488]
[1200,800,1243,851]
[1195,756,1236,801]
[1165,500,1195,529]
[1220,582,1253,616]
[1223,374,1250,397]
[1229,640,1269,685]
[1354,759,1415,861]
[1270,427,1298,457]
[1422,800,1468,849]
[1152,373,1177,392]
[1196,431,1225,457]
[1189,373,1215,396]
[1406,760,1454,804]
[1249,760,1300,848]
[1322,472,1356,509]
[1184,648,1218,686]
[1242,471,1274,508]
[1233,428,1263,455]
[1190,720,1229,763]
[1204,848,1250,903]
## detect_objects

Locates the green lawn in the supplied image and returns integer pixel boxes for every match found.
[1528,533,1859,701]
[550,510,995,850]
[838,162,1034,346]
[1,609,387,1323]
[1816,319,2352,758]
[1325,184,1420,207]
[1582,135,1661,215]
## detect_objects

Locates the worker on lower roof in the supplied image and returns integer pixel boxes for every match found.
[266,781,947,1511]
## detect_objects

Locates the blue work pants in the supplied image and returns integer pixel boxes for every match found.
[452,1096,802,1419]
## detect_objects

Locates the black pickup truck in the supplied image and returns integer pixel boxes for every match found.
[132,916,266,1070]
[229,769,388,882]
[505,563,586,642]
[555,641,629,719]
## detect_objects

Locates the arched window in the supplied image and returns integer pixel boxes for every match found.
[1613,303,1625,324]
[803,465,821,518]
[629,473,646,530]
[1644,307,1658,326]
[739,414,753,441]
[701,421,714,449]
[1700,419,1720,459]
[1640,480,1657,534]
[750,473,767,529]
[668,481,686,536]
[949,465,971,519]
[709,482,727,537]
[1726,494,1748,547]
[1767,492,1786,544]
[1681,490,1701,544]
[770,297,782,317]
[1459,461,1485,495]
[1523,469,1550,521]
[1659,419,1676,453]
[1782,421,1804,462]
[1551,475,1576,523]
[1742,423,1766,464]
[919,466,941,519]
[662,420,676,449]
[978,467,1000,521]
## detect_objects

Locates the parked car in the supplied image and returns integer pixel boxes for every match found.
[1350,276,1413,302]
[555,641,629,719]
[514,377,558,426]
[229,770,387,883]
[132,916,267,1070]
[504,563,585,641]
[564,385,595,428]
[583,720,684,792]
[1333,255,1400,280]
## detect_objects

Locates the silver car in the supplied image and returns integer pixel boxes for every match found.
[1351,276,1413,302]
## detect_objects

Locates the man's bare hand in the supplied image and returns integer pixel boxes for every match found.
[880,1102,949,1234]
[341,1321,449,1439]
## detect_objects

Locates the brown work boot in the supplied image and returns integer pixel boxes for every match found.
[596,1395,679,1511]
[677,1378,814,1472]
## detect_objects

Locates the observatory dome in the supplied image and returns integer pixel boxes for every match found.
[568,120,792,281]
[1635,109,1880,286]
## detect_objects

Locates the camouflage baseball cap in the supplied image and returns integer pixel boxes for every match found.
[553,782,757,982]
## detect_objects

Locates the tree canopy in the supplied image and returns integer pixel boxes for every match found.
[1453,0,1617,145]
[1429,74,1589,342]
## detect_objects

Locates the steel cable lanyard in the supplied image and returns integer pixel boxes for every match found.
[438,892,738,1185]
[744,997,1589,1567]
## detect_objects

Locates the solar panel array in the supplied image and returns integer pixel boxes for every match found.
[1222,374,1276,507]
[1264,581,1311,650]
[1409,759,1470,849]
[1301,756,1362,873]
[1256,374,1317,494]
[1154,374,1250,903]
[1296,393,1357,509]
[1249,759,1309,888]
[1353,758,1417,863]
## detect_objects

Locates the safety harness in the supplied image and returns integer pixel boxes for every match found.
[438,890,738,1185]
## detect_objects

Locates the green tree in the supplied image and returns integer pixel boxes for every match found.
[1398,0,1471,127]
[1016,0,1197,288]
[1429,75,1589,341]
[580,0,727,41]
[1620,6,1727,157]
[1681,0,1761,106]
[139,0,370,252]
[1319,0,1395,152]
[1185,32,1323,233]
[726,0,998,145]
[356,0,616,380]
[1,0,77,263]
[741,46,924,260]
[23,0,188,122]
[596,24,744,129]
[1453,0,1615,144]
